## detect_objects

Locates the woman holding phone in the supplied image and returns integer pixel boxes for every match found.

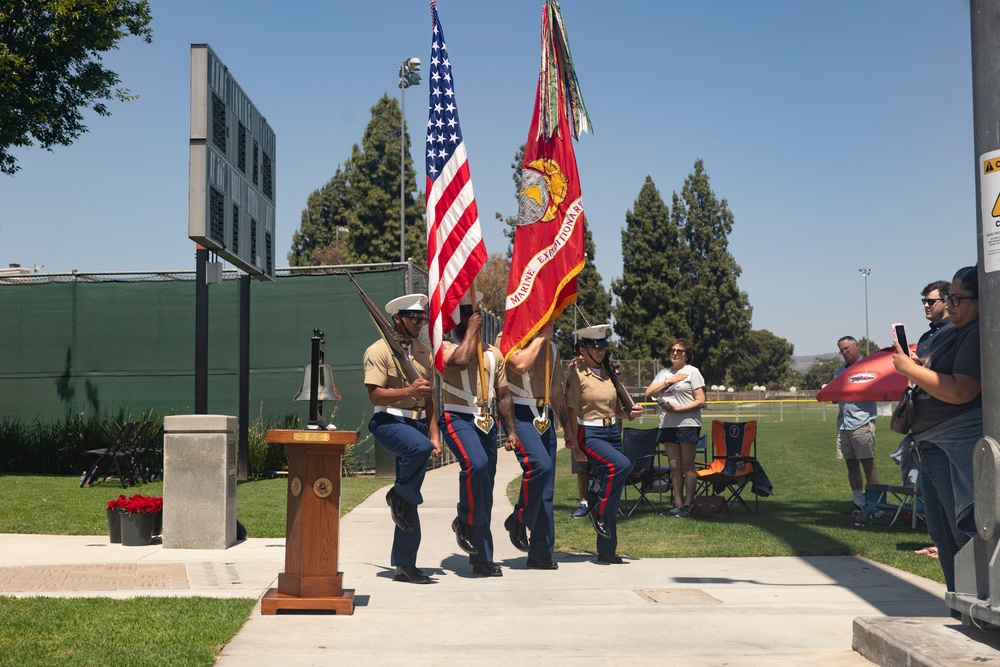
[891,265,982,600]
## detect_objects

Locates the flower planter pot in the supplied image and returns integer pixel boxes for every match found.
[107,508,122,544]
[152,510,162,537]
[120,512,155,546]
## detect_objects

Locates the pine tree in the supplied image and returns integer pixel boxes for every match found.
[611,176,686,360]
[288,95,426,267]
[673,159,752,383]
[288,165,351,266]
[343,95,426,267]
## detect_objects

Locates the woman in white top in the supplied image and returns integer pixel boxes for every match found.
[645,338,706,517]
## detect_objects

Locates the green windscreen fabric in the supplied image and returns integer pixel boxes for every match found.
[0,268,408,467]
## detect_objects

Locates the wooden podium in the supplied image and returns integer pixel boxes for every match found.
[261,429,357,614]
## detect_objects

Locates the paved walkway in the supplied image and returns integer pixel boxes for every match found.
[3,451,1000,665]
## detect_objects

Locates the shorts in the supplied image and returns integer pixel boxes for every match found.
[836,421,876,460]
[571,454,589,475]
[658,426,701,444]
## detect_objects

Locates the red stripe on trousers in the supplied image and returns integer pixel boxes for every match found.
[444,412,476,525]
[577,424,617,515]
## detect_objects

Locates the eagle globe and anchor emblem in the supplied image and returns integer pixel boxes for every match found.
[517,158,569,226]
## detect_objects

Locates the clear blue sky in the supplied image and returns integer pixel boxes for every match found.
[0,1,978,358]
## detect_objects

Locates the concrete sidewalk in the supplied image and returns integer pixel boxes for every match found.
[3,450,1000,665]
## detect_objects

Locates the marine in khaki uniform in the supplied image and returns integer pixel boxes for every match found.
[564,324,644,564]
[363,294,441,584]
[439,290,518,577]
[498,323,577,570]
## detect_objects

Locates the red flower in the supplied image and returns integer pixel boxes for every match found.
[106,494,128,511]
[110,493,163,514]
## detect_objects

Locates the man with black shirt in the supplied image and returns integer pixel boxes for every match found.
[915,280,956,363]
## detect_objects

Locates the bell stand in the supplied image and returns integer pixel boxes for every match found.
[261,330,355,614]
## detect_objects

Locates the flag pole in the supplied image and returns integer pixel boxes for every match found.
[543,342,551,409]
[468,281,491,424]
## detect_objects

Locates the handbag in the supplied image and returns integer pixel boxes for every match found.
[890,385,916,434]
[691,495,730,520]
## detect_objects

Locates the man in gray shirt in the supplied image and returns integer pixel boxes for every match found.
[834,336,879,524]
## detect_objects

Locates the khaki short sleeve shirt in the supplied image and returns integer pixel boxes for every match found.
[564,364,618,420]
[362,338,432,410]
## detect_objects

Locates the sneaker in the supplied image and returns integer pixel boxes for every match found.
[676,505,692,518]
[843,503,864,515]
[660,506,682,518]
[852,507,867,526]
[571,501,590,518]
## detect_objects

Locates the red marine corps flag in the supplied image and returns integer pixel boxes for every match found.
[425,0,487,371]
[500,1,591,359]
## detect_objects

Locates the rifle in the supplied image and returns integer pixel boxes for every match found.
[346,271,422,385]
[573,306,637,412]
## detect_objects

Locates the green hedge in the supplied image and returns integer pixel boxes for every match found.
[0,408,369,478]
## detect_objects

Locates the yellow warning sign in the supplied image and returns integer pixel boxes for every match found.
[980,148,1000,274]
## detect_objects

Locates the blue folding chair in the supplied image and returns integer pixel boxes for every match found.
[622,427,670,515]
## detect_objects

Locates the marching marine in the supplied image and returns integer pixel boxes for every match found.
[440,291,519,577]
[362,293,442,584]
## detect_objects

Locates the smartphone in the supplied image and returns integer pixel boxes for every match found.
[892,323,909,353]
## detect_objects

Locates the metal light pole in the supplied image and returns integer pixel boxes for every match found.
[947,0,1000,626]
[398,57,421,263]
[859,268,872,354]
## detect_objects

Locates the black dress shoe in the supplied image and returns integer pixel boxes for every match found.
[525,554,558,570]
[504,513,529,553]
[472,562,503,577]
[451,518,479,555]
[394,565,431,584]
[590,512,612,539]
[597,553,625,564]
[386,489,414,533]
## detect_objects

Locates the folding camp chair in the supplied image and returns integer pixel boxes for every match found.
[864,480,923,528]
[622,427,670,515]
[696,420,762,514]
[131,424,164,483]
[695,433,709,466]
[80,422,139,488]
[118,421,155,486]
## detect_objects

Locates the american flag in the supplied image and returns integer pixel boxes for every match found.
[425,0,486,372]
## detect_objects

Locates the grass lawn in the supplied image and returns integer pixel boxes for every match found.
[0,475,389,537]
[1,417,942,583]
[539,416,944,584]
[0,597,255,667]
[0,473,388,666]
[0,417,944,665]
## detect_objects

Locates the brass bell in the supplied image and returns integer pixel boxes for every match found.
[293,364,342,402]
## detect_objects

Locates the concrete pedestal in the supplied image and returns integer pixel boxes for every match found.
[162,414,238,549]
